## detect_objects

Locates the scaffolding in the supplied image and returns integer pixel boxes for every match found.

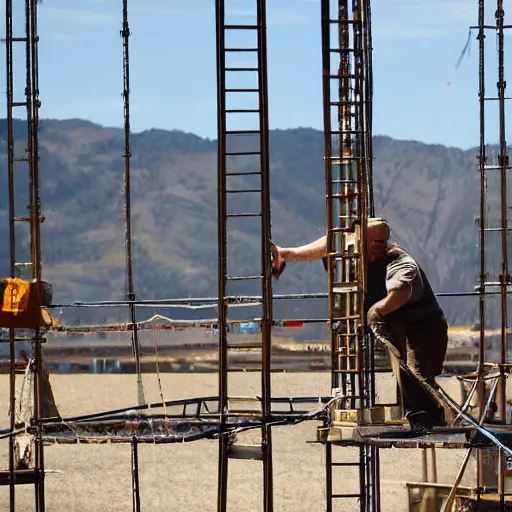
[3,0,45,510]
[1,0,512,511]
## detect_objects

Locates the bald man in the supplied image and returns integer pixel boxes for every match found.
[271,218,448,431]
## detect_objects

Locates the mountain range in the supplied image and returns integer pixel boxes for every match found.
[0,119,504,328]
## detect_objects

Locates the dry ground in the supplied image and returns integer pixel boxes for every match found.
[0,373,479,512]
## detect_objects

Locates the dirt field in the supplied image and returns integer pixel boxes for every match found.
[0,373,478,512]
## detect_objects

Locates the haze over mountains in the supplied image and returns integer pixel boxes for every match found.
[0,119,504,327]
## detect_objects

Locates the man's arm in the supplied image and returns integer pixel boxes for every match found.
[277,236,327,262]
[367,284,413,324]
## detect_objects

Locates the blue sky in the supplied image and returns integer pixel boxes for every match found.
[0,0,508,149]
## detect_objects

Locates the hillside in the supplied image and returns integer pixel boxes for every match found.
[0,119,495,327]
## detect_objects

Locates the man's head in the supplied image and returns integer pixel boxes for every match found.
[367,217,390,262]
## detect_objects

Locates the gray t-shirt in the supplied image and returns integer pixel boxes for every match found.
[385,251,424,303]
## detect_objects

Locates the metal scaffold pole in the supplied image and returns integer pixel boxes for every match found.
[26,0,45,508]
[5,1,16,508]
[120,1,144,508]
[495,0,508,427]
[121,0,144,408]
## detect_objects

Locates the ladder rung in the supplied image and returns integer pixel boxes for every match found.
[13,157,29,162]
[328,252,361,259]
[329,19,358,25]
[325,155,366,161]
[330,179,359,184]
[331,462,362,467]
[226,189,261,194]
[226,343,262,350]
[484,97,512,100]
[226,213,261,218]
[226,109,260,113]
[11,102,27,107]
[225,151,260,156]
[224,24,258,30]
[483,227,512,232]
[483,165,511,170]
[335,352,358,358]
[227,367,262,372]
[332,369,361,374]
[225,48,258,52]
[329,159,364,164]
[329,48,356,53]
[225,89,259,93]
[329,101,359,107]
[329,130,361,135]
[331,193,360,199]
[13,217,30,222]
[470,24,512,30]
[226,129,260,135]
[226,171,261,176]
[326,154,362,160]
[227,275,262,281]
[8,37,28,42]
[332,494,362,499]
[329,74,357,79]
[225,67,259,72]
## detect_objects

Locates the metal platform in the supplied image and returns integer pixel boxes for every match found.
[318,422,512,451]
[2,395,331,445]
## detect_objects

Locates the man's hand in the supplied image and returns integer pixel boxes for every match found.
[270,244,286,279]
[367,306,384,325]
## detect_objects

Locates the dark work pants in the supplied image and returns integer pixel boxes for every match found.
[375,314,448,423]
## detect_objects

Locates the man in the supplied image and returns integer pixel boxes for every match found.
[271,218,448,430]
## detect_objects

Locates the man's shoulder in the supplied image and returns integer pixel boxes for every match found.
[385,247,420,279]
[386,247,417,264]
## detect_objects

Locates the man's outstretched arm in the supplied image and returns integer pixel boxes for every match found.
[277,236,327,262]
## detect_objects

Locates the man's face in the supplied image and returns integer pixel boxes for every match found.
[367,224,388,262]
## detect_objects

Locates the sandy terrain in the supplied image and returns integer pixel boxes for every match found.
[0,372,479,512]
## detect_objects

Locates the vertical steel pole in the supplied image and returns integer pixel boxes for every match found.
[215,1,229,510]
[5,0,16,508]
[476,0,487,494]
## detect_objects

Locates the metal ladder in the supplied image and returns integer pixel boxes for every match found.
[321,1,379,510]
[215,0,274,511]
[4,0,46,511]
